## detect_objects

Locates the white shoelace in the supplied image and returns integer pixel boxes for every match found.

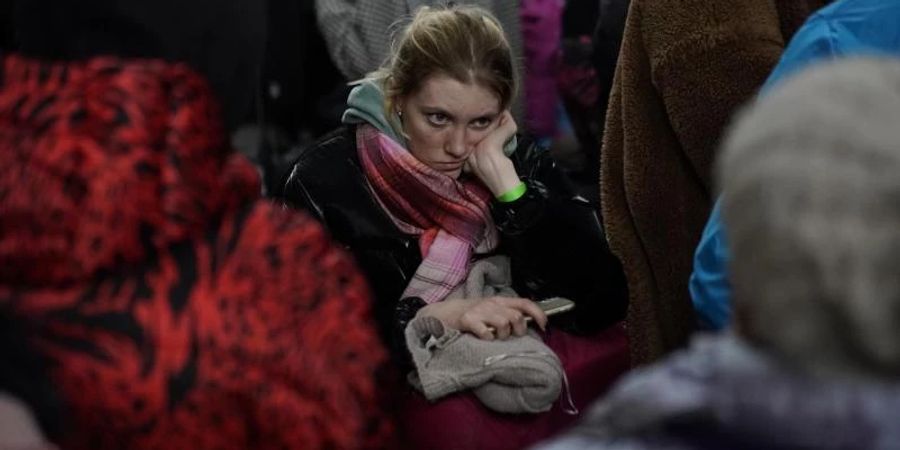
[483,351,579,415]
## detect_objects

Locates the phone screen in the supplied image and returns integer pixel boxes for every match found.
[537,297,575,316]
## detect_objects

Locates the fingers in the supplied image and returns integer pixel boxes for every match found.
[475,110,517,155]
[496,297,548,331]
[498,110,518,135]
[493,110,517,145]
[510,311,529,336]
[472,322,497,341]
[485,316,512,340]
[458,297,547,340]
[490,307,528,337]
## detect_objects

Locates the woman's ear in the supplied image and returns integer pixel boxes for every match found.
[393,95,405,119]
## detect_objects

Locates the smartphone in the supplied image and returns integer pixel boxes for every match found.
[536,297,575,316]
[485,298,575,335]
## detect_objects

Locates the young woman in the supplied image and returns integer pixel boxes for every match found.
[283,5,629,449]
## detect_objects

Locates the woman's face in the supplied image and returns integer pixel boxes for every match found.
[398,73,502,179]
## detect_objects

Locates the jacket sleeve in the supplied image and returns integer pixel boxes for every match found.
[689,200,732,330]
[761,13,836,92]
[494,139,628,334]
[641,0,788,193]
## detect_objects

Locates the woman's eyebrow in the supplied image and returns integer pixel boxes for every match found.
[419,105,500,122]
[419,106,457,122]
[419,105,452,115]
[475,111,500,120]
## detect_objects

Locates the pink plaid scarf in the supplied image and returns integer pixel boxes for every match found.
[356,124,499,304]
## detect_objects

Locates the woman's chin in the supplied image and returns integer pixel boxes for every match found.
[434,166,463,179]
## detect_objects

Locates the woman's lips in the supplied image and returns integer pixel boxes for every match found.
[433,161,464,171]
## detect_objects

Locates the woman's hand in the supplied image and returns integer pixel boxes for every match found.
[416,296,548,340]
[465,111,522,197]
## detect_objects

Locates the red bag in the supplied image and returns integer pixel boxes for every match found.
[396,323,629,450]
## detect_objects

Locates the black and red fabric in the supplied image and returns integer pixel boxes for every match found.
[0,54,394,449]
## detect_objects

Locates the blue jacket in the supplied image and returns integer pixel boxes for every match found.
[691,0,900,330]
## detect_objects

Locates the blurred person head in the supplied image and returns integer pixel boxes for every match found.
[372,5,517,179]
[718,57,900,380]
[1,2,393,447]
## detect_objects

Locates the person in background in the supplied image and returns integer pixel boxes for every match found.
[284,5,629,449]
[316,0,527,123]
[536,56,900,450]
[0,0,393,448]
[691,0,900,331]
[232,0,352,197]
[599,0,828,365]
[519,0,564,142]
[589,0,628,161]
[315,0,522,83]
[551,0,601,184]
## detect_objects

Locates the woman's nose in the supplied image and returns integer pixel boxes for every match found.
[445,127,470,158]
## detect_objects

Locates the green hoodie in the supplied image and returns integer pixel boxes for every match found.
[342,79,407,146]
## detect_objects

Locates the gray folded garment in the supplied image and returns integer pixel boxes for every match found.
[445,254,518,300]
[404,255,565,414]
[406,315,563,414]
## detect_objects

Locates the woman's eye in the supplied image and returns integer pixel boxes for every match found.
[426,113,449,126]
[471,118,493,129]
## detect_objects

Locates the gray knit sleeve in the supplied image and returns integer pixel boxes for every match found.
[314,0,411,79]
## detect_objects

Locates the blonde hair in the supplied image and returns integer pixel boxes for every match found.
[373,5,517,117]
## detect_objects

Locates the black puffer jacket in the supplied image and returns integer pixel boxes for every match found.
[283,125,627,346]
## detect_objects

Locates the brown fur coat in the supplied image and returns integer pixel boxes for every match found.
[601,0,830,365]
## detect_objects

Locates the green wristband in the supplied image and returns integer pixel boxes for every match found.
[496,182,527,203]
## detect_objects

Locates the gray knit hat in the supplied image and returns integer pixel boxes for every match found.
[717,57,900,380]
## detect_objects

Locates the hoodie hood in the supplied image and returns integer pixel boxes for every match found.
[342,79,407,146]
[0,55,259,286]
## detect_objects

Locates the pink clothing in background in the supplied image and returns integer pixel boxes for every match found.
[521,0,564,139]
